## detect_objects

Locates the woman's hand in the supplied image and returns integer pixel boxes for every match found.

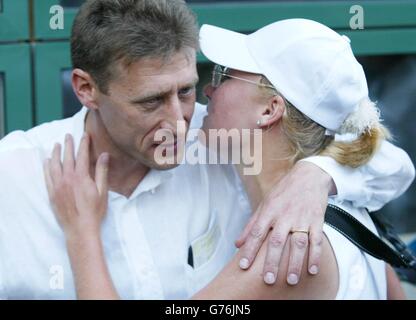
[44,133,119,299]
[44,133,109,241]
[236,161,335,286]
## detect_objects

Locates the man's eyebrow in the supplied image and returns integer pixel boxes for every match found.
[130,91,167,104]
[178,77,199,91]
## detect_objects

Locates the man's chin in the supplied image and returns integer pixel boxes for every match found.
[152,162,182,171]
[151,152,185,170]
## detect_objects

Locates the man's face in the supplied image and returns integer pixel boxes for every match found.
[95,49,198,170]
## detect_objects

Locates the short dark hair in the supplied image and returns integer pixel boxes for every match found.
[71,0,199,93]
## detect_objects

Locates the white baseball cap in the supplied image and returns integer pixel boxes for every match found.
[199,19,369,132]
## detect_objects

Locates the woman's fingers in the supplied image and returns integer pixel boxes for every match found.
[43,159,54,200]
[50,143,63,185]
[95,153,109,197]
[76,133,90,177]
[63,134,75,173]
[44,134,109,237]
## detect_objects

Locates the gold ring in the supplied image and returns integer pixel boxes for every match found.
[290,229,309,234]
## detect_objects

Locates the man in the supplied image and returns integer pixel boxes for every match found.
[0,0,413,299]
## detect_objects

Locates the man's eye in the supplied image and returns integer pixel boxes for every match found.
[143,97,162,107]
[179,86,195,96]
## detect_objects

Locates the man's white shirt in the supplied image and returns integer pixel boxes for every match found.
[0,103,413,299]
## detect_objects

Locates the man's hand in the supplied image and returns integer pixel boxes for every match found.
[43,133,109,241]
[235,161,336,286]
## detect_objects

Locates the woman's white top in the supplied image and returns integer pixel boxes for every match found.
[324,198,386,299]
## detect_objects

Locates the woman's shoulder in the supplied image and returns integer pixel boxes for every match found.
[194,229,339,300]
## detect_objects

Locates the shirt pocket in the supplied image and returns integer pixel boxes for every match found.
[185,210,232,296]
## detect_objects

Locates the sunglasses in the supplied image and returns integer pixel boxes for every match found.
[211,64,276,90]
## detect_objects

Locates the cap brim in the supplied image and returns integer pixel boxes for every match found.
[199,24,261,74]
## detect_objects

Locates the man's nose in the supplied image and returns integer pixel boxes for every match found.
[168,96,185,120]
[162,97,186,132]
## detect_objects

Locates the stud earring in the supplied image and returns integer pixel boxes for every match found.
[256,120,262,126]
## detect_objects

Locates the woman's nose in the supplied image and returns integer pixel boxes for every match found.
[203,83,214,100]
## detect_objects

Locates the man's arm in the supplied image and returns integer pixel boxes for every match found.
[237,140,414,286]
[304,140,415,211]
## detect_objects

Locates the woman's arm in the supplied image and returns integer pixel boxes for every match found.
[44,133,119,300]
[66,233,119,300]
[303,141,415,212]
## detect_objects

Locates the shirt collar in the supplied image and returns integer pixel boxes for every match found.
[108,169,173,201]
[130,169,173,199]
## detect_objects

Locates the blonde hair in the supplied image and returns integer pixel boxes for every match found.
[259,77,390,168]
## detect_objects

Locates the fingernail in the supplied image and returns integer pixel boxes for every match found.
[239,258,250,270]
[101,153,109,164]
[309,265,318,275]
[264,272,275,285]
[287,273,298,285]
[65,134,70,141]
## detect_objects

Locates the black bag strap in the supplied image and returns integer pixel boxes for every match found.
[324,204,416,270]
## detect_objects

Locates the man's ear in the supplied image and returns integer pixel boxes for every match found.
[257,95,285,128]
[72,68,100,110]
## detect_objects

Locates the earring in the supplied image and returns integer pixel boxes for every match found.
[256,120,262,126]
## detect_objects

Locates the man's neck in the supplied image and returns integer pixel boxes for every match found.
[84,109,150,198]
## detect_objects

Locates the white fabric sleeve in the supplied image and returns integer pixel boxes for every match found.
[301,140,415,211]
